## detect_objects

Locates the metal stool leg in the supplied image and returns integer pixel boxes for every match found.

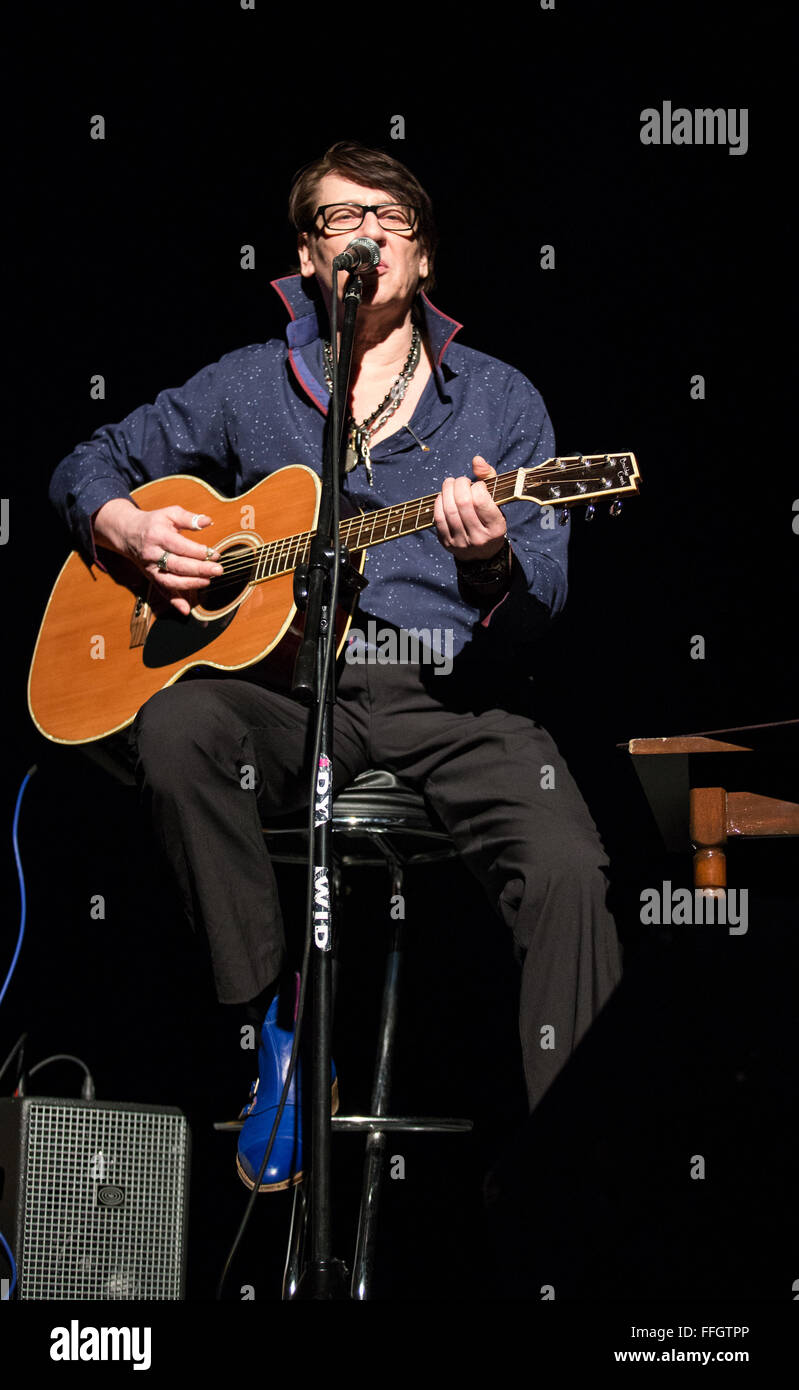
[282,1183,308,1299]
[260,777,472,1300]
[351,859,405,1300]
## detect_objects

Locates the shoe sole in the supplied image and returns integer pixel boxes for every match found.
[236,1077,340,1193]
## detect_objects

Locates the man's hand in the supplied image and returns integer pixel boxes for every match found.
[433,456,506,564]
[92,498,224,616]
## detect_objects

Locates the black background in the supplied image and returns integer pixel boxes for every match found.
[2,0,797,1315]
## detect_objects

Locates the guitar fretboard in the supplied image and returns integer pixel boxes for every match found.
[216,455,635,586]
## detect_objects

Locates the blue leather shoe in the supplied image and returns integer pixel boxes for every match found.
[236,988,338,1193]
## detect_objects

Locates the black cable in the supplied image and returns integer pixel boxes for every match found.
[17,1054,96,1100]
[0,1033,27,1091]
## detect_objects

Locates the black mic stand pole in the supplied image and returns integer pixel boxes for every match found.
[291,268,364,1298]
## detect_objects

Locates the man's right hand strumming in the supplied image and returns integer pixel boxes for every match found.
[92,498,224,616]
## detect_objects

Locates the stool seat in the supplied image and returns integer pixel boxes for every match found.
[264,768,457,869]
[330,769,435,828]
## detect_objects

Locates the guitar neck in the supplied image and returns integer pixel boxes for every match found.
[339,471,517,551]
[242,453,639,584]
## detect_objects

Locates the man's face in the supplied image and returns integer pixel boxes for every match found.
[297,173,429,314]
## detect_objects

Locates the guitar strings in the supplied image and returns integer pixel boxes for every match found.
[206,480,627,588]
[202,461,632,590]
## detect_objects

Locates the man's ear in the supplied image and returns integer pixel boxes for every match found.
[297,232,314,278]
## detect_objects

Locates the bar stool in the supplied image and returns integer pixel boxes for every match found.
[262,769,473,1300]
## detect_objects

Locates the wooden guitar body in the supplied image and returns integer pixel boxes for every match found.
[29,450,641,745]
[28,467,362,744]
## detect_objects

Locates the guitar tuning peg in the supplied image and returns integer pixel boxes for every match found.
[584,504,596,522]
[558,507,569,526]
[609,500,623,517]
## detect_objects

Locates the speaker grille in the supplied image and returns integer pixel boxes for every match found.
[20,1103,189,1300]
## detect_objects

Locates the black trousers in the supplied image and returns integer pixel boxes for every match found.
[131,653,622,1112]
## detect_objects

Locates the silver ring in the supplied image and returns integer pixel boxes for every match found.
[157,551,170,573]
[190,514,201,530]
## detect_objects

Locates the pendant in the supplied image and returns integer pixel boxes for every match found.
[361,441,373,486]
[343,425,373,484]
[344,423,361,474]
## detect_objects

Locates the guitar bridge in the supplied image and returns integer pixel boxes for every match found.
[130,592,152,649]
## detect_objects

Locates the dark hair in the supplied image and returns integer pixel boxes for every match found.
[288,140,438,293]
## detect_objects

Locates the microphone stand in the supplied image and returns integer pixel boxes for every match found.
[290,267,364,1298]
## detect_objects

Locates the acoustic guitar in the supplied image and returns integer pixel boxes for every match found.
[28,453,640,744]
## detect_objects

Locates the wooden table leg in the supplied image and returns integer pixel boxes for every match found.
[690,786,727,895]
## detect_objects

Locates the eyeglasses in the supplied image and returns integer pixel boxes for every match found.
[314,203,419,232]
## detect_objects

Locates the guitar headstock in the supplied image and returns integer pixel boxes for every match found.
[518,452,641,512]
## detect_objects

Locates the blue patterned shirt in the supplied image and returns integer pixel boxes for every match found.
[49,274,568,669]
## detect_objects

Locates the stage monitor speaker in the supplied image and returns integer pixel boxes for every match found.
[0,1096,191,1300]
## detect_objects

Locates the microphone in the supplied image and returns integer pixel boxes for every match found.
[332,237,381,272]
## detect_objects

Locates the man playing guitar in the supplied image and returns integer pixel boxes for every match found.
[46,142,623,1191]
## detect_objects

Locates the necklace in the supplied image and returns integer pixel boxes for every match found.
[322,325,421,485]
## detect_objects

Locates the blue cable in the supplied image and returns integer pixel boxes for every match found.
[1,766,36,1010]
[0,768,37,1297]
[0,1229,17,1298]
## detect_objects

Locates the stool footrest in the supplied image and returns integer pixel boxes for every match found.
[331,1114,472,1133]
[213,1114,472,1135]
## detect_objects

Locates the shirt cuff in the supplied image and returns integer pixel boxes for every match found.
[478,542,519,626]
[70,478,135,568]
[479,545,566,633]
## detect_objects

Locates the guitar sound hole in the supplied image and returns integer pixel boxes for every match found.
[199,546,256,613]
